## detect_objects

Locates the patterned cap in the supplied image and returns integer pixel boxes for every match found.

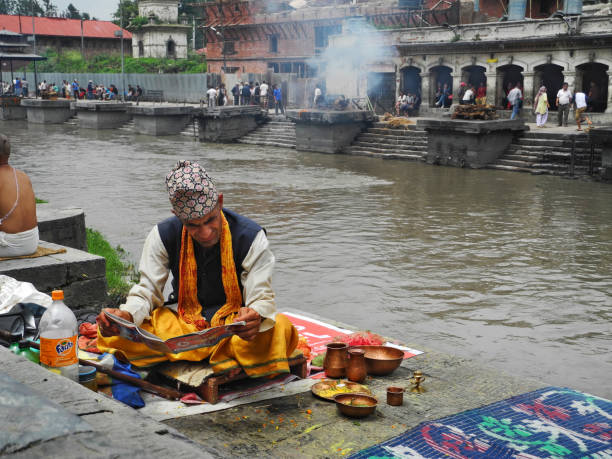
[165,160,219,221]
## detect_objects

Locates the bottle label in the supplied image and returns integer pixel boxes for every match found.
[40,336,78,367]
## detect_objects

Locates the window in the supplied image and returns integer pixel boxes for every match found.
[268,62,279,73]
[225,66,240,73]
[138,40,144,57]
[280,62,291,73]
[223,41,235,54]
[167,39,176,58]
[269,35,278,53]
[314,24,342,49]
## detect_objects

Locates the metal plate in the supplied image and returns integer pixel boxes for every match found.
[311,379,372,401]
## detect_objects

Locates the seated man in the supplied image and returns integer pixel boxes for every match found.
[0,134,38,257]
[97,161,299,378]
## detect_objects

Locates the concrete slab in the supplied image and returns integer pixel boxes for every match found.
[0,348,212,458]
[195,106,265,142]
[129,105,193,136]
[0,240,107,309]
[36,206,87,251]
[164,310,546,457]
[75,101,132,129]
[21,99,72,124]
[418,118,527,168]
[286,110,375,154]
[0,98,26,120]
[589,126,612,180]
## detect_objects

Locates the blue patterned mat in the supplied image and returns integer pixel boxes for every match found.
[350,387,612,458]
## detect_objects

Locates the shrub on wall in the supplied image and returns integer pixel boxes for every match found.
[29,50,207,74]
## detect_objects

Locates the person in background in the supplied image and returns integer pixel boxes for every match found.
[241,82,251,106]
[556,82,572,127]
[260,80,269,109]
[534,86,550,128]
[314,84,322,108]
[476,82,487,105]
[0,134,38,257]
[135,85,143,105]
[72,79,79,99]
[574,89,592,131]
[461,84,474,105]
[231,83,240,106]
[435,83,451,108]
[238,81,244,105]
[273,84,284,115]
[434,82,442,106]
[254,82,261,106]
[207,86,217,107]
[21,78,28,98]
[508,82,523,120]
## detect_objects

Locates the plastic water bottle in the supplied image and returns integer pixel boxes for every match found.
[39,290,79,382]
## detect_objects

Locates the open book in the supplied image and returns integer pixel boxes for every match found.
[104,311,246,354]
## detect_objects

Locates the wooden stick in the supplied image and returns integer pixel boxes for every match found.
[26,341,183,401]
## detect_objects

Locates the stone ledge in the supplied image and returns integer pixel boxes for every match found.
[36,206,87,251]
[418,117,527,134]
[0,348,213,458]
[0,241,107,309]
[129,105,193,116]
[21,99,71,108]
[75,101,132,112]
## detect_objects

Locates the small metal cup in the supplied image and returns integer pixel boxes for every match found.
[386,386,404,406]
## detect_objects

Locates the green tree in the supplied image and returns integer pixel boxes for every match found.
[0,0,15,15]
[112,0,139,26]
[13,0,43,15]
[41,0,57,16]
[64,2,80,19]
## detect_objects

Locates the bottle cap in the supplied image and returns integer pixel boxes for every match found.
[51,290,64,301]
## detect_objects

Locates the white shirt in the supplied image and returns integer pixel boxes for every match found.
[120,226,277,333]
[462,89,474,101]
[260,83,268,96]
[508,87,522,105]
[575,92,587,109]
[207,88,217,98]
[557,88,572,105]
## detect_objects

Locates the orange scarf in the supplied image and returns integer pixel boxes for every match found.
[177,210,243,330]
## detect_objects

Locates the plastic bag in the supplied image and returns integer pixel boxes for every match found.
[0,275,52,314]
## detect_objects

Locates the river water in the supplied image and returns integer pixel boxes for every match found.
[5,120,612,399]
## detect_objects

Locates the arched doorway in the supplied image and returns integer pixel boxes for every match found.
[138,41,144,57]
[576,62,609,112]
[166,38,176,59]
[496,64,524,108]
[534,64,564,111]
[429,65,452,107]
[461,65,487,88]
[401,66,422,97]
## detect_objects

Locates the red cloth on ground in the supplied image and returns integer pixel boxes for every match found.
[78,322,101,353]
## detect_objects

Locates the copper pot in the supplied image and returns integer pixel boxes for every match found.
[346,348,367,383]
[324,342,348,378]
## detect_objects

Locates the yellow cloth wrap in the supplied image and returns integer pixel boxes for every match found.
[97,211,299,376]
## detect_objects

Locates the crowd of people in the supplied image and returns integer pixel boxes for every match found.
[206,80,285,115]
[1,77,144,103]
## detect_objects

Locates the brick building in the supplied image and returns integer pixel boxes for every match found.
[199,0,461,76]
[0,15,132,58]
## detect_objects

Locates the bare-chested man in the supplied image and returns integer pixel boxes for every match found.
[0,134,38,257]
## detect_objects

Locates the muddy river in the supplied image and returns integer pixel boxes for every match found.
[5,120,611,398]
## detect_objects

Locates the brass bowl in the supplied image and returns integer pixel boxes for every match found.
[334,393,377,418]
[349,345,404,376]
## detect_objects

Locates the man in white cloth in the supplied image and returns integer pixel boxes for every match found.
[207,86,217,107]
[0,134,38,257]
[574,90,592,131]
[260,80,268,110]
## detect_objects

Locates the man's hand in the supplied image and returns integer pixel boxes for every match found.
[96,308,133,337]
[233,307,262,341]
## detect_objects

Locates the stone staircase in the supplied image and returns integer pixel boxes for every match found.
[488,131,603,176]
[237,116,296,149]
[342,121,428,161]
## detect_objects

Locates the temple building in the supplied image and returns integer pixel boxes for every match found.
[131,0,191,59]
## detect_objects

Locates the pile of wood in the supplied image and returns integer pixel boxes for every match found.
[452,104,498,120]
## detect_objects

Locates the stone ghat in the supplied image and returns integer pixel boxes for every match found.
[0,311,551,458]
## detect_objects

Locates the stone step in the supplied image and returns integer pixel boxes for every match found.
[344,146,426,158]
[356,135,428,146]
[516,138,591,148]
[372,122,421,131]
[255,128,296,135]
[350,143,427,153]
[487,163,546,174]
[237,139,295,149]
[508,144,600,154]
[241,134,296,143]
[504,154,539,162]
[367,127,427,137]
[521,132,589,141]
[495,159,535,168]
[0,240,107,309]
[342,148,425,161]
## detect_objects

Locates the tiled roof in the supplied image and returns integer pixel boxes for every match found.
[0,15,132,39]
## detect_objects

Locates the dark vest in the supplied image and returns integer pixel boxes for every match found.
[157,208,262,321]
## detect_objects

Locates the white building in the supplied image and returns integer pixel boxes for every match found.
[131,0,190,59]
